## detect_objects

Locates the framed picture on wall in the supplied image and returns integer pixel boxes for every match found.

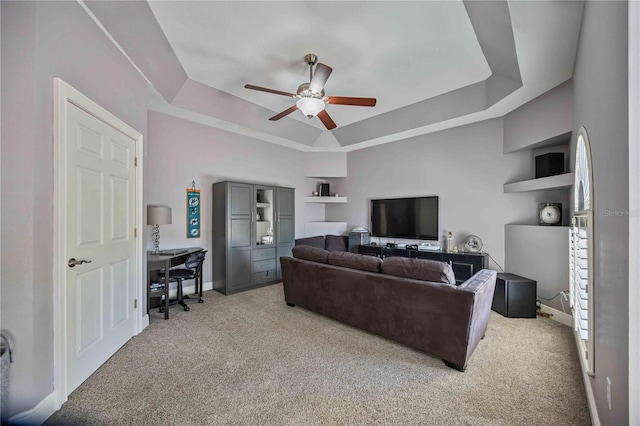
[187,181,200,238]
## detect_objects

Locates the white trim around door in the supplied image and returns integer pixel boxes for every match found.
[52,78,144,411]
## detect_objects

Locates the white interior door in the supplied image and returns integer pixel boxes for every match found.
[64,101,136,393]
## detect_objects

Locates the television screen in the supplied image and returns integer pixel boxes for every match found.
[371,196,439,240]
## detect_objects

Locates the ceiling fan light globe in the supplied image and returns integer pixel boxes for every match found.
[296,97,325,118]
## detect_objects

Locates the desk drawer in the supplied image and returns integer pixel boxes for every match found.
[253,248,276,261]
[253,259,276,273]
[253,270,277,286]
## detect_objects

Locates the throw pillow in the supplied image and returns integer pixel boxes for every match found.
[327,251,382,272]
[325,234,348,252]
[381,256,456,285]
[292,245,330,264]
[294,235,325,250]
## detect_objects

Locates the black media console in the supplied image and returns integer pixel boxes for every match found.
[358,245,489,284]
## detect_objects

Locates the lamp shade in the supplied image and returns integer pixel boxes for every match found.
[147,206,172,225]
[296,97,325,118]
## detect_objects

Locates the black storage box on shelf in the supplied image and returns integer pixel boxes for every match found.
[535,153,565,178]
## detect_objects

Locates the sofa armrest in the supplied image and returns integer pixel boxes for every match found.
[458,269,497,367]
[457,269,497,293]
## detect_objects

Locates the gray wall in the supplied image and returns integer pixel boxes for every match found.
[0,1,148,416]
[333,118,535,271]
[572,1,629,424]
[500,82,574,312]
[146,111,320,286]
[503,80,573,154]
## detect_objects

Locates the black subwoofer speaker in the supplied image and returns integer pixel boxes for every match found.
[492,273,537,318]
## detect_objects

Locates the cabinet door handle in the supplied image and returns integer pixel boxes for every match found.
[251,212,254,222]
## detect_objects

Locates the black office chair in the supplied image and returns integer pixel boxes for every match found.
[159,250,207,313]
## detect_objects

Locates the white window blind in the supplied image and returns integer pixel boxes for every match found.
[570,213,594,373]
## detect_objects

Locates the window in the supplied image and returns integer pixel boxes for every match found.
[569,127,594,375]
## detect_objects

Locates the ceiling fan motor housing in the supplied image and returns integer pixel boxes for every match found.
[297,83,325,99]
[304,53,318,66]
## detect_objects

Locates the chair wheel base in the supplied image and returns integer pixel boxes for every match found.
[198,299,203,303]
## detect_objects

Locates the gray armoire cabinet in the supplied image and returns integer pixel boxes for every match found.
[212,181,295,295]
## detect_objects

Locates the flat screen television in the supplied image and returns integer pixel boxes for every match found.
[371,196,439,240]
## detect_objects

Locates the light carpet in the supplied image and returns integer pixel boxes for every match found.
[46,283,590,425]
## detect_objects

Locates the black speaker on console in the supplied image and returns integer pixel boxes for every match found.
[535,153,564,178]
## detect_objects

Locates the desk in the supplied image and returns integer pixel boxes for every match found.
[147,247,204,319]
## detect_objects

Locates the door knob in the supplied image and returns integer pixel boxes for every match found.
[68,258,92,268]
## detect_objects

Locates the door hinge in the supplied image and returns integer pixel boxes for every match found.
[134,299,137,309]
[134,157,138,167]
[134,228,137,238]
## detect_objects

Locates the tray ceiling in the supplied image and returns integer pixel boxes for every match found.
[83,0,584,151]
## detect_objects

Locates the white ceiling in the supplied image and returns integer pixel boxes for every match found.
[148,1,491,130]
[89,1,584,151]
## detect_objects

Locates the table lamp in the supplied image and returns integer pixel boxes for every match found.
[147,206,172,254]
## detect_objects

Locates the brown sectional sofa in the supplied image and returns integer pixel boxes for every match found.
[280,246,497,371]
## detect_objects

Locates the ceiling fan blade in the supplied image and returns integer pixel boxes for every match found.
[269,105,299,121]
[327,96,377,107]
[245,84,296,98]
[317,110,337,130]
[308,63,333,93]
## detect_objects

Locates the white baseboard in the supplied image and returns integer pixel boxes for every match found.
[539,303,572,327]
[141,314,150,331]
[182,280,213,294]
[8,391,57,425]
[575,329,601,426]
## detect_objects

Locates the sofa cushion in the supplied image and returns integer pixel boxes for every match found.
[294,235,325,250]
[292,245,330,264]
[327,251,382,272]
[381,256,456,285]
[325,234,348,252]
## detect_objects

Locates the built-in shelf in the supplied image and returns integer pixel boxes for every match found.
[507,223,571,228]
[304,196,347,204]
[503,173,574,193]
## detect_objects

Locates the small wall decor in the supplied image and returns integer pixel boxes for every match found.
[186,181,200,238]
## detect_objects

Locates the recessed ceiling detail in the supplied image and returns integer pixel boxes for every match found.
[83,0,584,151]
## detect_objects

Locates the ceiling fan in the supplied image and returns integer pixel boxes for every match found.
[244,53,376,130]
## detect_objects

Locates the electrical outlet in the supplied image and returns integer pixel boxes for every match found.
[607,377,612,410]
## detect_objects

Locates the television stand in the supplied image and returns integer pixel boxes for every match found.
[358,245,489,284]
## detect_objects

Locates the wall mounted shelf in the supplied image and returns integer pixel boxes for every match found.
[304,196,347,204]
[503,173,574,193]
